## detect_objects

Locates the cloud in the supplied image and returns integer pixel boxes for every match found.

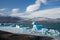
[40,0,47,4]
[0,8,6,16]
[10,7,60,19]
[0,8,6,12]
[12,8,20,13]
[1,0,60,19]
[10,8,24,17]
[26,0,47,12]
[26,4,40,12]
[1,7,60,19]
[24,7,60,18]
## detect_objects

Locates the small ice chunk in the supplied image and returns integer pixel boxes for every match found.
[16,25,20,28]
[48,29,60,36]
[41,28,48,35]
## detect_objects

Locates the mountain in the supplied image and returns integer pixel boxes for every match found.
[27,17,60,22]
[0,16,22,23]
[29,17,49,21]
[0,15,60,23]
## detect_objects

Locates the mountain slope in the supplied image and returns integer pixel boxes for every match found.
[0,16,21,23]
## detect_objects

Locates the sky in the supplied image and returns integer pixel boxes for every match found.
[0,0,60,18]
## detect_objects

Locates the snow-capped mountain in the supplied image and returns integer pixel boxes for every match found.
[30,17,49,21]
[27,17,60,22]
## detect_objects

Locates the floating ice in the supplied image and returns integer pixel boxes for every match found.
[0,22,60,37]
[48,29,60,36]
[13,21,60,37]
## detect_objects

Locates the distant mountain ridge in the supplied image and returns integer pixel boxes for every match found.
[0,16,60,23]
[0,16,21,23]
[27,17,60,22]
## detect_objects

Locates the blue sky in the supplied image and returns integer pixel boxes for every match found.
[0,0,35,12]
[0,0,60,11]
[0,0,60,18]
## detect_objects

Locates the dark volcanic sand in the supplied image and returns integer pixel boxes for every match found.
[0,30,53,40]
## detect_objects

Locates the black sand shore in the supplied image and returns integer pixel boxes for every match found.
[0,30,53,40]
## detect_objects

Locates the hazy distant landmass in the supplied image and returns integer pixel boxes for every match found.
[0,16,20,23]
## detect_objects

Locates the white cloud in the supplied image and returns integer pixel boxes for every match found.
[35,0,47,5]
[26,4,40,12]
[12,8,20,13]
[26,0,47,12]
[10,7,60,19]
[0,6,56,19]
[0,8,6,16]
[8,0,60,19]
[10,8,24,17]
[23,7,60,18]
[0,8,6,12]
